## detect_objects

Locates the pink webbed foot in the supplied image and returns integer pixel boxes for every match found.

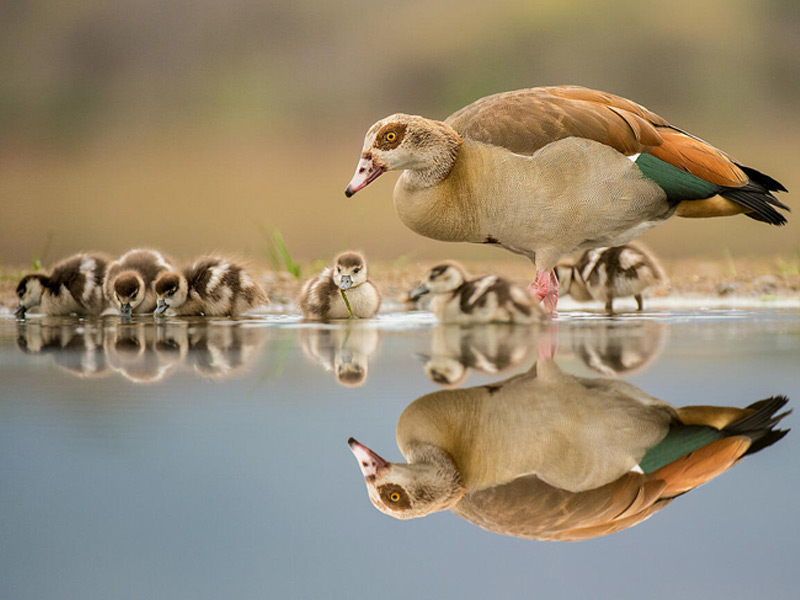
[529,269,559,315]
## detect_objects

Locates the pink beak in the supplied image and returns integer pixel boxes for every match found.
[344,155,386,197]
[348,437,389,479]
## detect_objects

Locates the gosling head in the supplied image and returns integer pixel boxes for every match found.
[409,262,467,299]
[154,272,188,316]
[345,114,462,196]
[348,438,464,520]
[14,274,48,317]
[332,252,368,291]
[112,271,146,317]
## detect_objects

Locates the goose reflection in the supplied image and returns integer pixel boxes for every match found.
[419,324,538,387]
[299,324,380,387]
[349,357,789,540]
[566,321,668,377]
[14,319,266,382]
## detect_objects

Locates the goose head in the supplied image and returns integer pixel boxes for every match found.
[14,274,47,317]
[409,261,467,299]
[112,271,146,317]
[345,114,462,196]
[333,252,368,290]
[348,438,464,520]
[154,272,189,315]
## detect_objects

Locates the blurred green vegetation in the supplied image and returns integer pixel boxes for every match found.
[1,0,798,265]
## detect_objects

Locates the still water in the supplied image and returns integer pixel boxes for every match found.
[1,309,798,599]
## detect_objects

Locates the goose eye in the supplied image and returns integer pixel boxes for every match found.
[353,267,361,274]
[384,131,397,142]
[17,289,25,298]
[389,492,401,503]
[337,266,342,273]
[167,290,175,297]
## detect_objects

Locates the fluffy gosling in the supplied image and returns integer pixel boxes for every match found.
[299,251,381,320]
[104,249,174,317]
[410,261,545,324]
[15,253,108,318]
[555,244,665,313]
[153,257,269,317]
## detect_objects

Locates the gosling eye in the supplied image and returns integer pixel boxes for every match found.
[337,266,342,273]
[167,290,175,297]
[17,289,25,298]
[353,267,361,274]
[388,492,401,503]
[384,131,397,142]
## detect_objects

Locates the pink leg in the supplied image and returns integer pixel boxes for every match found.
[529,269,559,314]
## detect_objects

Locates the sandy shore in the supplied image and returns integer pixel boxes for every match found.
[2,256,798,315]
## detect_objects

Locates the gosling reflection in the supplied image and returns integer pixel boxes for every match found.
[419,324,538,387]
[349,358,789,540]
[15,319,266,382]
[567,321,668,377]
[299,325,380,387]
[17,318,108,378]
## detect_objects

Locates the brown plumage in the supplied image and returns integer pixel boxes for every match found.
[15,253,109,318]
[153,257,269,317]
[348,358,790,540]
[556,243,665,312]
[298,252,381,320]
[104,249,174,316]
[345,85,788,313]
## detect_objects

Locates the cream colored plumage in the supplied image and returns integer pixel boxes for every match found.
[104,249,174,316]
[345,85,788,313]
[410,261,545,324]
[153,257,269,317]
[556,243,666,313]
[14,253,109,318]
[299,252,380,320]
[349,358,789,539]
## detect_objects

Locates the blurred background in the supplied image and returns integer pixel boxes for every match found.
[1,0,798,268]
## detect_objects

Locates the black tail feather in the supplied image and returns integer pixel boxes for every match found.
[736,163,788,193]
[723,395,791,456]
[719,163,789,225]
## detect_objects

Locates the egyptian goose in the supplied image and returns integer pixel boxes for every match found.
[345,85,788,313]
[14,252,108,318]
[298,325,381,387]
[299,251,381,320]
[349,359,789,539]
[410,261,544,324]
[153,257,269,317]
[555,243,665,313]
[104,249,174,316]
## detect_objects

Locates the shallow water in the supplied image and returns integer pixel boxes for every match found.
[1,309,798,599]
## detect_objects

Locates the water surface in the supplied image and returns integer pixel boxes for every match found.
[1,309,798,599]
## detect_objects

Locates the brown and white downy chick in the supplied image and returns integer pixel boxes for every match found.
[409,261,545,324]
[299,252,381,320]
[15,253,109,318]
[104,249,174,317]
[555,244,666,313]
[153,257,269,317]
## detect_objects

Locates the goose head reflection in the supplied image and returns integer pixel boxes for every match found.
[349,357,789,539]
[299,324,380,387]
[419,324,538,387]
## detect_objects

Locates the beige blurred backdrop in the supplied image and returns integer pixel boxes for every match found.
[1,0,798,268]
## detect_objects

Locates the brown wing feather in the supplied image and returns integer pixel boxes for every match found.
[446,85,749,188]
[650,436,751,498]
[648,129,748,187]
